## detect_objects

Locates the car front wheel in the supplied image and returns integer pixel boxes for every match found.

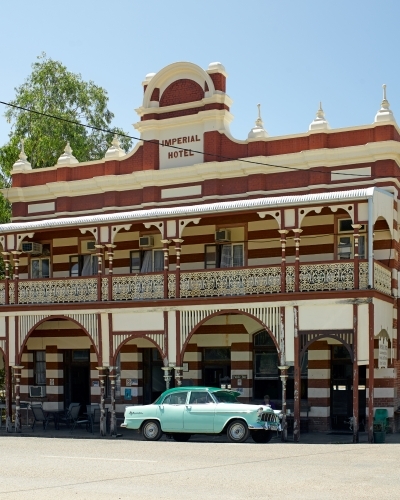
[142,420,162,441]
[227,419,250,443]
[251,430,273,443]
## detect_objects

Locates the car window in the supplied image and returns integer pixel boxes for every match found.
[212,391,239,403]
[189,391,213,404]
[162,392,188,405]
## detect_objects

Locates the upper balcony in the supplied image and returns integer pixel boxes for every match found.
[0,259,392,306]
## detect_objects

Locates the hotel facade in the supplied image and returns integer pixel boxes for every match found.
[0,61,399,441]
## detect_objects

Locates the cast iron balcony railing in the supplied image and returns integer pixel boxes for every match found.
[0,259,392,306]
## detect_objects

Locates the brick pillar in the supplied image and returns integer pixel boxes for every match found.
[11,251,21,304]
[368,301,374,443]
[308,342,331,431]
[120,344,141,405]
[293,230,302,293]
[352,224,361,289]
[172,239,183,298]
[183,343,201,385]
[161,239,171,299]
[1,252,10,304]
[105,244,116,301]
[231,342,252,402]
[46,346,63,410]
[12,366,24,433]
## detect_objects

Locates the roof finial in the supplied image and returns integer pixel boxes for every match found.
[19,138,27,161]
[57,141,78,165]
[248,103,268,139]
[309,102,330,131]
[105,133,126,159]
[374,84,396,123]
[12,138,32,172]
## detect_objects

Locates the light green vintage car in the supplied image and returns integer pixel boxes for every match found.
[121,386,280,443]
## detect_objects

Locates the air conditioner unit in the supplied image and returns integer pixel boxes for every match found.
[85,241,96,252]
[215,229,231,242]
[21,242,43,254]
[29,386,46,398]
[139,236,154,248]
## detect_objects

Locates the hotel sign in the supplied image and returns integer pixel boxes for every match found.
[159,127,203,169]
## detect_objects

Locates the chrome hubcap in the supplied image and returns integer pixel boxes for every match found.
[145,423,157,438]
[230,423,245,440]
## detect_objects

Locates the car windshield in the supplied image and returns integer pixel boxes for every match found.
[212,391,239,403]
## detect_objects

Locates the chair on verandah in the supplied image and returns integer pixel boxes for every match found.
[69,404,90,432]
[30,403,55,431]
[58,403,80,429]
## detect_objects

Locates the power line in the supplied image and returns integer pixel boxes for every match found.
[1,100,398,180]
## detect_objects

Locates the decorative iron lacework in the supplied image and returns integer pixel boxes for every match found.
[112,274,164,301]
[17,278,98,304]
[286,266,295,292]
[168,274,176,299]
[102,278,109,301]
[359,262,369,289]
[9,282,15,304]
[0,283,5,305]
[179,266,281,299]
[374,262,391,296]
[299,262,354,292]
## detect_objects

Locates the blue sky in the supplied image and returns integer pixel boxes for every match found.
[1,0,399,151]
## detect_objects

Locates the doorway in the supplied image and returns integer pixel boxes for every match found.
[202,348,231,388]
[63,349,90,408]
[330,345,366,430]
[142,348,164,404]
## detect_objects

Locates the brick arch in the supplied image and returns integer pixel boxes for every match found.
[112,333,165,366]
[19,315,99,364]
[181,309,281,362]
[159,79,204,107]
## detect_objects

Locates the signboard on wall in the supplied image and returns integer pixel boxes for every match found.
[378,338,388,369]
[159,125,204,169]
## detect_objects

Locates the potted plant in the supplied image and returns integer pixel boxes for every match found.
[373,421,386,443]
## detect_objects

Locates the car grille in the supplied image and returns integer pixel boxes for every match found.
[259,413,278,423]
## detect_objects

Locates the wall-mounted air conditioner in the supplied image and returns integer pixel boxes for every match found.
[215,229,231,242]
[85,241,96,252]
[21,242,43,254]
[29,386,46,398]
[139,236,154,248]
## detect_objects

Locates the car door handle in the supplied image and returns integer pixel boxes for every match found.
[185,405,192,410]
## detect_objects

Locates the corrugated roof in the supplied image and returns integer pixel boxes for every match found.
[0,187,377,234]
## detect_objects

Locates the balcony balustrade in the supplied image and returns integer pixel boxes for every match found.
[0,260,392,306]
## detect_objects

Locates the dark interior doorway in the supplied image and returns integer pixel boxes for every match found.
[202,348,231,388]
[330,345,366,430]
[142,348,164,404]
[62,349,90,408]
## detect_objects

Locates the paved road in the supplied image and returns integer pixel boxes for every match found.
[0,434,399,499]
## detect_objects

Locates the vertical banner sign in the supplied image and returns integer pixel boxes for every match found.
[378,338,388,369]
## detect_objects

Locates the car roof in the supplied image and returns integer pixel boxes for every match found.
[161,386,232,396]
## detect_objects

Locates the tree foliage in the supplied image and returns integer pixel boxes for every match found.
[0,53,132,179]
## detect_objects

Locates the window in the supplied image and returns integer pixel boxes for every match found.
[337,219,366,260]
[162,391,189,405]
[205,244,244,269]
[70,254,98,276]
[130,250,164,273]
[189,391,214,404]
[34,351,46,385]
[30,243,51,278]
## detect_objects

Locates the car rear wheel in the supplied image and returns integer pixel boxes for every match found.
[251,430,273,443]
[227,419,250,443]
[172,433,191,442]
[142,420,162,441]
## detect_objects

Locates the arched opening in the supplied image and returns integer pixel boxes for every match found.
[113,336,165,408]
[181,311,280,402]
[20,318,98,410]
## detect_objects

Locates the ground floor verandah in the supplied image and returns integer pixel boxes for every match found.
[0,295,398,442]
